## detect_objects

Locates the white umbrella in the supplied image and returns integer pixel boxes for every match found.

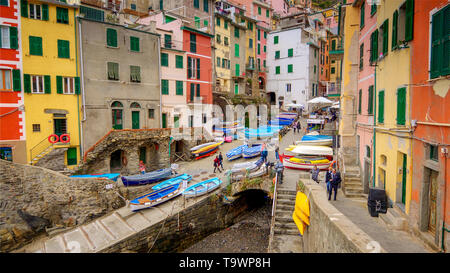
[285,103,304,108]
[307,97,334,105]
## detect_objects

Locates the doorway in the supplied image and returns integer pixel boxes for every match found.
[162,113,167,128]
[110,150,124,172]
[53,115,67,137]
[132,111,140,129]
[427,170,438,234]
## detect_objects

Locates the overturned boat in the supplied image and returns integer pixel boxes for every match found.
[121,168,172,187]
[129,183,182,211]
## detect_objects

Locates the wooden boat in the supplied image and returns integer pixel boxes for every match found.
[230,157,264,174]
[280,154,330,170]
[242,144,262,158]
[190,141,223,154]
[182,177,223,198]
[151,173,192,191]
[231,165,267,181]
[193,145,219,160]
[295,135,333,146]
[226,144,247,161]
[129,183,182,211]
[121,168,172,187]
[285,145,333,158]
[70,173,120,182]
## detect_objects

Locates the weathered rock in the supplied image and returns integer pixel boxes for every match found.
[17,210,51,233]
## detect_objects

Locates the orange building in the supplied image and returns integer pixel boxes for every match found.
[410,0,449,252]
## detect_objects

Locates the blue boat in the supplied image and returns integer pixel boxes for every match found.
[301,135,333,141]
[243,144,262,158]
[151,173,192,191]
[70,173,120,182]
[226,144,247,160]
[182,177,223,198]
[121,168,172,187]
[129,183,183,211]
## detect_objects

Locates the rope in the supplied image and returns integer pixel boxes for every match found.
[147,199,177,253]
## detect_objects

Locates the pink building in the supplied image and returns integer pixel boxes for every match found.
[355,0,377,192]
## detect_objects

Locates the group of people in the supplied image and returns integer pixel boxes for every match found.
[310,165,341,201]
[292,120,302,134]
[213,152,224,173]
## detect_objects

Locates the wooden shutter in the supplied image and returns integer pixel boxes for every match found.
[236,64,240,76]
[176,55,183,68]
[187,57,192,78]
[441,5,450,76]
[42,4,49,20]
[358,89,362,114]
[382,19,389,55]
[176,81,183,95]
[430,10,442,79]
[107,28,117,47]
[12,69,21,91]
[21,0,28,17]
[23,74,31,93]
[368,85,374,114]
[360,43,364,70]
[405,0,414,41]
[190,83,194,101]
[75,77,80,94]
[392,10,398,49]
[9,27,18,49]
[396,87,406,125]
[360,2,365,29]
[44,75,51,94]
[56,76,63,94]
[196,58,200,79]
[235,44,239,57]
[274,36,278,44]
[196,84,200,97]
[378,90,384,123]
[288,48,293,57]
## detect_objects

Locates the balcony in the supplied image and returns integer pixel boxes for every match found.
[188,95,208,104]
[246,64,256,71]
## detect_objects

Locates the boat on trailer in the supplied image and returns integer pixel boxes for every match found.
[182,177,223,198]
[129,183,183,211]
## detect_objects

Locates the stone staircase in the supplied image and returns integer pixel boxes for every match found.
[342,165,367,199]
[273,190,298,236]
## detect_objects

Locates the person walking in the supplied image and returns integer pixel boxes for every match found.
[296,120,301,134]
[325,166,333,194]
[310,165,320,183]
[275,159,284,184]
[293,121,297,133]
[328,168,342,201]
[213,156,222,173]
[218,152,224,171]
[261,143,268,163]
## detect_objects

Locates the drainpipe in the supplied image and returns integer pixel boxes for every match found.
[372,61,377,188]
[157,35,162,128]
[75,10,83,162]
[442,150,449,252]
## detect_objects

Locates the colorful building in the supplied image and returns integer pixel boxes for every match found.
[21,0,82,169]
[214,8,232,94]
[409,0,449,251]
[0,0,26,163]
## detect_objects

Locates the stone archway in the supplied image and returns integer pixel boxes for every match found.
[110,149,126,173]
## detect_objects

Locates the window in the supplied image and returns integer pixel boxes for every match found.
[314,65,316,74]
[430,145,439,161]
[288,48,293,57]
[234,27,239,38]
[258,7,261,15]
[216,17,221,27]
[360,1,365,29]
[392,10,398,50]
[1,0,8,6]
[203,0,208,12]
[32,124,40,132]
[29,36,42,56]
[107,62,119,80]
[0,69,12,90]
[176,81,183,95]
[56,7,69,24]
[161,52,168,67]
[222,58,226,69]
[258,29,260,41]
[287,64,293,73]
[57,40,70,58]
[247,22,253,31]
[217,57,220,66]
[224,36,229,46]
[80,6,104,22]
[67,147,77,165]
[130,66,141,83]
[366,146,371,158]
[148,109,155,119]
[358,89,362,114]
[378,90,384,123]
[331,67,335,74]
[404,0,414,42]
[331,39,336,51]
[286,83,291,92]
[29,3,42,20]
[161,79,169,95]
[62,77,75,94]
[274,35,278,44]
[31,75,44,94]
[266,9,269,18]
[370,29,378,63]
[275,50,280,59]
[381,19,389,56]
[202,113,207,124]
[371,2,377,15]
[264,45,266,52]
[249,38,253,48]
[203,20,208,27]
[194,0,199,8]
[359,43,364,70]
[131,3,136,10]
[1,26,18,49]
[190,33,196,53]
[396,87,406,125]
[275,66,280,74]
[235,43,239,57]
[131,36,140,51]
[368,85,374,115]
[257,44,260,54]
[430,4,450,79]
[216,34,221,44]
[187,57,200,79]
[235,63,240,76]
[264,31,267,39]
[106,28,117,47]
[194,16,200,29]
[175,55,183,69]
[224,20,228,29]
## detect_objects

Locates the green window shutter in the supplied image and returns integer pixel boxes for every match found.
[107,28,117,47]
[44,75,51,94]
[275,51,280,59]
[234,27,239,38]
[21,0,28,17]
[224,21,228,29]
[235,63,240,76]
[264,45,266,52]
[396,87,406,125]
[23,74,31,93]
[29,36,42,56]
[430,10,442,79]
[216,17,220,27]
[12,69,21,91]
[392,10,398,49]
[196,84,200,97]
[190,83,195,101]
[382,19,389,55]
[58,40,70,58]
[203,0,208,12]
[187,57,192,78]
[42,4,48,20]
[258,44,260,54]
[190,33,196,53]
[176,81,183,95]
[258,7,261,15]
[194,0,199,9]
[372,29,378,62]
[274,36,278,44]
[258,30,260,41]
[266,9,269,17]
[164,34,171,48]
[264,31,267,39]
[440,5,450,76]
[288,48,293,57]
[161,53,168,66]
[57,7,69,24]
[358,89,362,114]
[9,27,18,49]
[196,58,200,79]
[75,77,80,94]
[359,43,364,70]
[405,0,414,42]
[288,64,293,73]
[360,2,365,29]
[371,3,377,15]
[378,90,384,124]
[217,57,220,66]
[276,66,280,74]
[131,36,140,51]
[161,79,169,95]
[368,85,374,114]
[235,44,239,57]
[176,55,183,68]
[56,76,63,94]
[130,66,140,82]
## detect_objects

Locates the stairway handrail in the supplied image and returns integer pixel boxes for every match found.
[29,135,54,163]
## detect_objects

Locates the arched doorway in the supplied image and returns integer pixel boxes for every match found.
[111,101,123,129]
[130,102,141,129]
[110,149,125,172]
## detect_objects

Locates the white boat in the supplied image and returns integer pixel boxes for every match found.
[295,139,332,146]
[231,165,267,181]
[285,145,333,158]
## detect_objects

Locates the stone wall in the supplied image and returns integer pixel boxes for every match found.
[0,159,125,252]
[34,147,67,172]
[300,178,386,253]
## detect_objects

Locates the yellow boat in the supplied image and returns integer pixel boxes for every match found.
[296,191,310,217]
[292,211,306,235]
[294,204,310,225]
[191,141,224,154]
[289,157,330,164]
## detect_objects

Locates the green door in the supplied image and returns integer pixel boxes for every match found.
[174,116,179,128]
[67,147,77,165]
[54,119,66,137]
[401,154,407,204]
[112,109,123,129]
[190,83,195,102]
[162,113,167,128]
[234,84,239,95]
[132,111,140,129]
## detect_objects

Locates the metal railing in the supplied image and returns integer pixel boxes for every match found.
[29,134,71,164]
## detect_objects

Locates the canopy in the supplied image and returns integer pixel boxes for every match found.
[285,103,304,108]
[307,97,334,105]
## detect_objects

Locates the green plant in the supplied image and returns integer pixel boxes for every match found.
[298,179,306,193]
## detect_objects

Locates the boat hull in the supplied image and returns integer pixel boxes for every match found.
[182,177,223,198]
[281,155,331,171]
[130,183,182,211]
[151,174,192,191]
[295,139,333,146]
[121,168,172,187]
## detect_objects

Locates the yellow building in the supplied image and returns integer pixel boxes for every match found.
[243,15,258,97]
[21,0,81,168]
[214,13,232,93]
[328,35,343,97]
[373,0,413,213]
